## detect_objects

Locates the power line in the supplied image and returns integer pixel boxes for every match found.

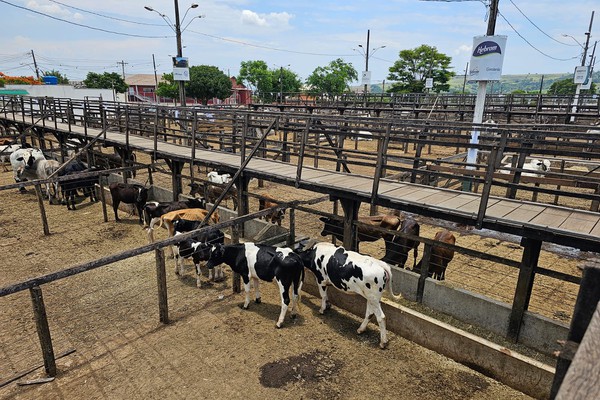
[498,11,581,62]
[508,0,580,47]
[186,29,356,57]
[0,0,174,39]
[47,0,166,27]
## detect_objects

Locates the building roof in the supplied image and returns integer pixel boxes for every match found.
[0,89,29,95]
[125,74,163,86]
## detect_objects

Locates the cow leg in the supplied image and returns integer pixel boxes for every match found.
[318,284,330,314]
[252,277,261,304]
[242,280,252,309]
[195,263,202,288]
[290,280,302,319]
[113,200,121,221]
[373,303,388,349]
[275,279,290,329]
[357,301,374,335]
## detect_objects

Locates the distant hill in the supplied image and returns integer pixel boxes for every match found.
[447,73,571,94]
[367,71,598,94]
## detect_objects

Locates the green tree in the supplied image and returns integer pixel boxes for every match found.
[155,73,178,99]
[387,45,454,93]
[42,70,69,84]
[186,65,232,105]
[548,78,596,95]
[83,72,127,93]
[274,67,302,101]
[238,60,273,101]
[305,58,358,95]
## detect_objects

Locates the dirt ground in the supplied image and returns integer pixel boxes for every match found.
[0,166,536,400]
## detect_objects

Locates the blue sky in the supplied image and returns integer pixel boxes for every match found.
[0,0,597,84]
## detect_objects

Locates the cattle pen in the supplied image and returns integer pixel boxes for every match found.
[1,95,600,399]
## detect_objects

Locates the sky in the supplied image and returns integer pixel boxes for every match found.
[0,0,597,85]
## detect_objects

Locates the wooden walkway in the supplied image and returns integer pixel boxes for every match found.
[5,113,600,252]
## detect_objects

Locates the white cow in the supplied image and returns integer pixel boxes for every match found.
[499,158,551,177]
[207,171,232,184]
[9,148,46,192]
[297,242,402,348]
[0,143,22,171]
[17,157,61,202]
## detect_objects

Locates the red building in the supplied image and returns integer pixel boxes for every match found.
[125,74,251,105]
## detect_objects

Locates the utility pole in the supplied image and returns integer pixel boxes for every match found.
[364,29,370,95]
[152,54,159,103]
[117,60,128,80]
[463,0,500,191]
[174,0,186,106]
[279,66,284,104]
[30,50,40,80]
[570,11,595,123]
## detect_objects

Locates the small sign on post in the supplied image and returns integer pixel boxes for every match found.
[425,78,433,89]
[361,71,371,85]
[469,35,508,81]
[574,66,590,85]
[172,57,190,81]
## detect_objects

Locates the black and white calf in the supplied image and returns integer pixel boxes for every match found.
[296,242,402,349]
[172,220,224,287]
[206,243,304,328]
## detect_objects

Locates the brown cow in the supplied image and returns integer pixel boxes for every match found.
[151,208,220,257]
[189,182,238,210]
[319,212,402,251]
[258,194,285,226]
[414,230,456,280]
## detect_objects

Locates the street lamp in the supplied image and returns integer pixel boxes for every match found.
[354,29,385,95]
[145,2,200,107]
[274,64,290,104]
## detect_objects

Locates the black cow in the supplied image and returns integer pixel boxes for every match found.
[58,161,102,210]
[206,243,304,328]
[109,182,148,223]
[381,218,420,269]
[172,224,225,287]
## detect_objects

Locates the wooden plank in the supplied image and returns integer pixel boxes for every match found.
[487,200,520,219]
[377,180,406,195]
[502,204,545,222]
[530,208,572,228]
[415,191,461,207]
[559,215,600,234]
[382,185,429,199]
[590,220,600,237]
[457,198,500,214]
[436,193,480,209]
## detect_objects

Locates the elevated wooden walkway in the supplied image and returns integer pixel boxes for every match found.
[3,111,600,253]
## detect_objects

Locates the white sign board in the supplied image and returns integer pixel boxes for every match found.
[425,78,433,89]
[574,66,590,84]
[469,35,507,81]
[361,71,371,85]
[173,67,190,81]
[173,56,190,81]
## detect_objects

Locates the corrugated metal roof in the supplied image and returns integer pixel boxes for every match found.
[125,74,163,86]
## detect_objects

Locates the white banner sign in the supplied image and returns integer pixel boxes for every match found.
[173,67,190,81]
[469,35,507,81]
[574,66,590,85]
[361,71,371,85]
[425,78,433,89]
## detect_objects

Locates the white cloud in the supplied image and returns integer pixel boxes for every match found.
[455,44,472,56]
[240,10,292,28]
[26,1,83,20]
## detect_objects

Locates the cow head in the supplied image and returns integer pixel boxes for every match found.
[136,187,149,205]
[188,197,207,209]
[206,243,225,269]
[319,216,342,239]
[188,182,203,197]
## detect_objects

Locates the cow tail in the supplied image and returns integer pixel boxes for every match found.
[384,263,402,301]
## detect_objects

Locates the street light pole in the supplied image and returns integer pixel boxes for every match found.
[569,11,595,123]
[364,29,370,95]
[173,0,186,107]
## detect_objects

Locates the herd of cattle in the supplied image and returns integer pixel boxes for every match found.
[1,142,457,349]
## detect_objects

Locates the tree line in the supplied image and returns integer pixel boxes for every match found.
[2,44,595,101]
